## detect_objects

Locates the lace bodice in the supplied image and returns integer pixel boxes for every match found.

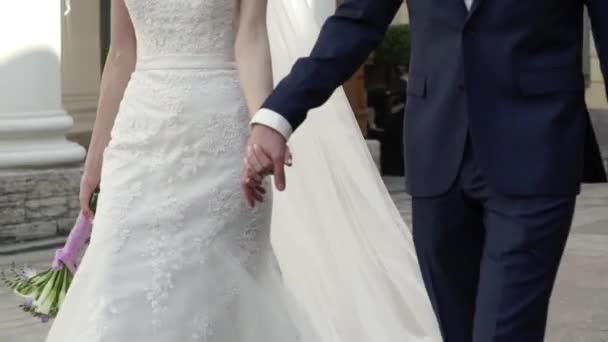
[125,0,239,58]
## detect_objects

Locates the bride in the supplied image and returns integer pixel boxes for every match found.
[46,0,441,341]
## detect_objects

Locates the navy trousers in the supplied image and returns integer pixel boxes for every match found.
[412,142,576,342]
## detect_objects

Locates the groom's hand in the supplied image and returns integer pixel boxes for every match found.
[242,124,292,206]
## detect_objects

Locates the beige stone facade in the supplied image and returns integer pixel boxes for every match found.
[61,0,103,146]
[588,38,607,110]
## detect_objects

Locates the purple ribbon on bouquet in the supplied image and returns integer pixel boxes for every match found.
[52,212,93,274]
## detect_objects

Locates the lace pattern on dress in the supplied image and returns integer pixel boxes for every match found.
[125,0,238,58]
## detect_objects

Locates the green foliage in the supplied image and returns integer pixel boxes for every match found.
[375,24,411,68]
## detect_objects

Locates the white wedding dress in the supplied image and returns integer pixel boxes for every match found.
[46,0,442,341]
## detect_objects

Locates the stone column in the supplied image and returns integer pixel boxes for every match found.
[393,4,410,25]
[62,0,102,148]
[0,0,86,169]
[587,31,608,110]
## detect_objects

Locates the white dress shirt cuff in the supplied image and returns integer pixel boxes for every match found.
[250,108,294,140]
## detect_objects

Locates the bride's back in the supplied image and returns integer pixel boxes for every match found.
[125,0,239,59]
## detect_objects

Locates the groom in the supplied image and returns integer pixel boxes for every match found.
[243,0,607,341]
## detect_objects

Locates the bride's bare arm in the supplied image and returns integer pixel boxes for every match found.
[80,0,136,216]
[235,0,273,116]
[87,0,136,165]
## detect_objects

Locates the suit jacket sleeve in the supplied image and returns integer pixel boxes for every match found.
[261,0,403,131]
[587,0,608,100]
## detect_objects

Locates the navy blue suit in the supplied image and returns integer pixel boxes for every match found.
[262,0,608,340]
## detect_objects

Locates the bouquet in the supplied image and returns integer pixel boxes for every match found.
[1,190,99,322]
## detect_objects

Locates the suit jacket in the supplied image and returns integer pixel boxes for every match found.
[262,0,608,197]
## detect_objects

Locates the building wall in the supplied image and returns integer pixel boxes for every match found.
[587,37,607,110]
[392,3,409,25]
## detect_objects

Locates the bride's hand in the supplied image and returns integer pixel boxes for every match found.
[241,164,267,208]
[242,143,293,208]
[244,125,290,190]
[80,157,102,219]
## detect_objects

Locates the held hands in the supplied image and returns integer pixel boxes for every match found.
[242,124,292,208]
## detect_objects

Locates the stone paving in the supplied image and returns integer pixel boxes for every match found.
[387,179,608,342]
[1,180,607,341]
[0,249,55,342]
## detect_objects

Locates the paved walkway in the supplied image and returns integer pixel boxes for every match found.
[386,179,608,342]
[1,182,607,341]
[1,249,54,342]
